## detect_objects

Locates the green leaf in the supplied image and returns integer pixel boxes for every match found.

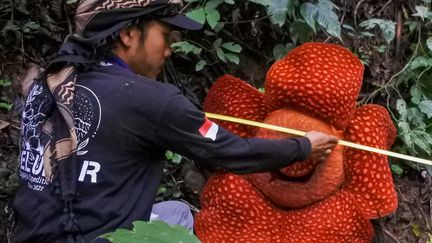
[205,7,220,29]
[396,99,407,120]
[214,22,224,33]
[418,100,432,118]
[391,164,404,175]
[171,153,182,164]
[195,60,206,71]
[410,85,424,104]
[412,6,431,21]
[171,41,202,55]
[315,0,341,39]
[185,0,200,2]
[427,36,432,52]
[224,0,235,4]
[66,0,78,4]
[165,150,173,160]
[300,2,317,32]
[410,56,432,70]
[273,44,286,60]
[405,20,421,33]
[216,48,226,62]
[213,38,222,49]
[289,20,314,44]
[273,43,294,60]
[0,103,12,111]
[100,220,201,243]
[407,108,426,128]
[186,8,206,25]
[205,0,223,9]
[224,53,240,64]
[221,42,242,53]
[0,79,11,87]
[267,0,291,26]
[248,0,272,6]
[411,130,432,155]
[359,18,396,44]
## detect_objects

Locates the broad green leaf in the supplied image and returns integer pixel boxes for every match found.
[23,21,41,33]
[289,20,314,44]
[205,0,223,9]
[171,41,202,55]
[213,38,222,49]
[419,100,432,118]
[186,8,206,25]
[411,130,432,155]
[171,153,182,164]
[427,36,432,52]
[248,0,272,6]
[407,108,426,128]
[410,85,424,104]
[359,18,396,44]
[396,99,407,120]
[214,22,224,33]
[205,7,220,29]
[195,60,206,71]
[391,164,404,175]
[0,103,12,111]
[267,0,290,26]
[221,42,242,53]
[224,0,235,4]
[101,220,201,243]
[224,53,240,64]
[412,6,430,21]
[410,56,432,70]
[315,0,341,39]
[66,0,78,4]
[216,48,226,62]
[300,3,317,32]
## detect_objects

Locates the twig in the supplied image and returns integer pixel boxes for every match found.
[363,27,422,104]
[354,0,367,29]
[222,15,269,25]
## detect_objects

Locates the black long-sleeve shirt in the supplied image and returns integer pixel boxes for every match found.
[13,59,311,243]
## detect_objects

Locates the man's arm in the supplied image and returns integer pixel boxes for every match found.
[154,87,335,174]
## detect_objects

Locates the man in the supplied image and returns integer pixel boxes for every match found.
[13,0,338,242]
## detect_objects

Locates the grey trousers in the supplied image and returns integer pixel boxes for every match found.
[150,201,194,230]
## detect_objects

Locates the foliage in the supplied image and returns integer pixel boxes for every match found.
[100,220,201,243]
[359,19,396,44]
[391,1,432,173]
[176,0,343,70]
[0,79,12,111]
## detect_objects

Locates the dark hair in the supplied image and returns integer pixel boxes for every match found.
[97,18,150,59]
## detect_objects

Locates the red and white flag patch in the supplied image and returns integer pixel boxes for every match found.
[199,118,219,141]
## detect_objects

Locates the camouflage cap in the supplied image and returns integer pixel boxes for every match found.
[74,0,202,35]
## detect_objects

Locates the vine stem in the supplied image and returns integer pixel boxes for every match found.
[363,26,423,105]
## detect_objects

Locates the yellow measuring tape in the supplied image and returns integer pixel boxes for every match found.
[205,112,432,166]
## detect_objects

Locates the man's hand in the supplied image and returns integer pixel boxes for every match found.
[305,131,339,163]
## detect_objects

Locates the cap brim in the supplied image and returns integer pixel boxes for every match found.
[160,14,203,30]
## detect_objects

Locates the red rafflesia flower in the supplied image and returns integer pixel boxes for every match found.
[195,43,398,243]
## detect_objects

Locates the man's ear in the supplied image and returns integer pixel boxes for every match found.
[118,27,139,48]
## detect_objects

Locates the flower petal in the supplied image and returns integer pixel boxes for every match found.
[204,74,274,137]
[343,104,398,218]
[265,43,363,130]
